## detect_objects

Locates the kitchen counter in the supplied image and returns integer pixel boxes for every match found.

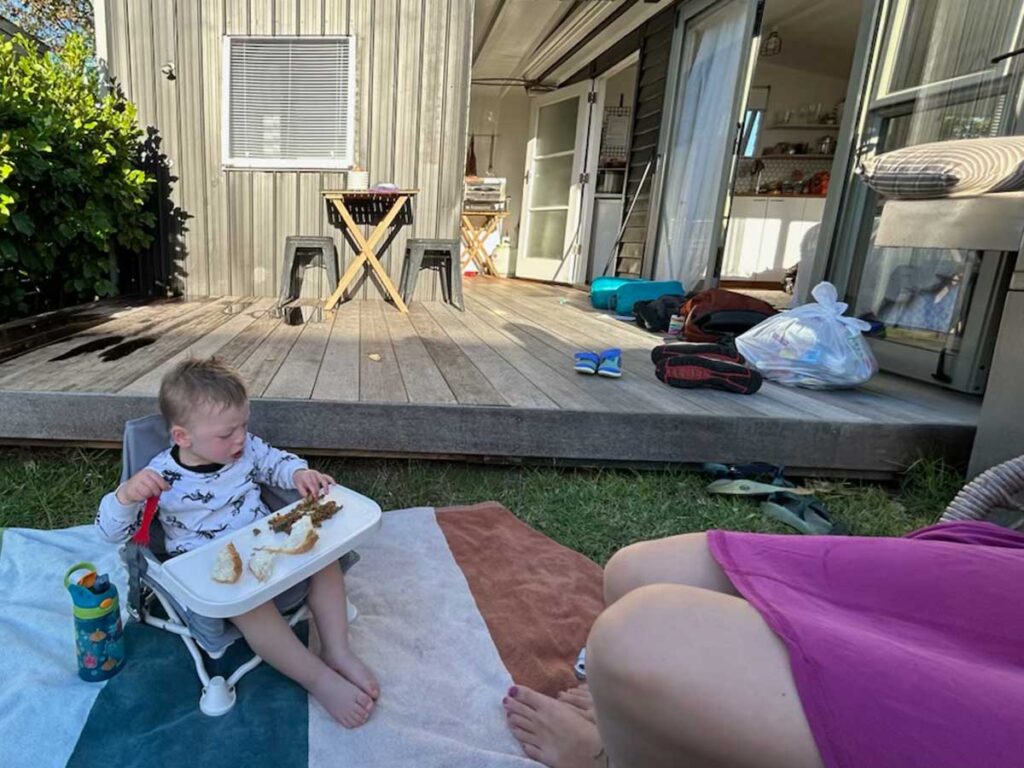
[734,193,828,198]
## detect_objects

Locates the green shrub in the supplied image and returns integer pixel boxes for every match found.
[0,33,155,320]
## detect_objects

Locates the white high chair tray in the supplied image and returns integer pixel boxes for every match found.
[160,485,381,618]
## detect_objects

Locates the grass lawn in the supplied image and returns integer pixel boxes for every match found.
[0,447,965,565]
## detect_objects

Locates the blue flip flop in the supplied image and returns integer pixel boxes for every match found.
[597,348,622,378]
[574,351,599,375]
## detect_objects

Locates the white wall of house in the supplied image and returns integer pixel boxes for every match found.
[468,85,530,274]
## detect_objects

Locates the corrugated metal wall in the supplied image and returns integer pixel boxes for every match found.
[101,0,473,300]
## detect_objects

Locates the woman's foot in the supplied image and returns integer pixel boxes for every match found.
[503,685,605,768]
[557,684,596,723]
[322,645,380,699]
[311,671,374,729]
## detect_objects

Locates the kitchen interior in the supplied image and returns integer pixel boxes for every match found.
[722,0,864,290]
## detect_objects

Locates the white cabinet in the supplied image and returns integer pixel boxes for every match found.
[723,196,826,281]
[722,197,768,278]
[785,198,825,273]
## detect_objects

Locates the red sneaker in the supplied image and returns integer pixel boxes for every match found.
[651,342,745,366]
[655,355,763,395]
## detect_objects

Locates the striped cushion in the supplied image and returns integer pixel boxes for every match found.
[859,137,1024,199]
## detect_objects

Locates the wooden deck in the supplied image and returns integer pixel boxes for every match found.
[0,279,980,475]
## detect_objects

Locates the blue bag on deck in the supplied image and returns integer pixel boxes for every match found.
[590,276,640,309]
[610,280,686,316]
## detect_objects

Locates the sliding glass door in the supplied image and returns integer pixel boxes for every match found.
[648,0,758,291]
[828,0,1024,392]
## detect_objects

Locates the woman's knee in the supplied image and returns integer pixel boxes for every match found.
[603,541,649,605]
[588,583,683,690]
[585,584,821,768]
[603,532,723,606]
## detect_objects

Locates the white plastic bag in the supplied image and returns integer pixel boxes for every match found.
[736,282,878,389]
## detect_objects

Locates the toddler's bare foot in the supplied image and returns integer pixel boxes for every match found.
[557,684,596,723]
[311,671,374,729]
[322,645,380,700]
[503,685,605,768]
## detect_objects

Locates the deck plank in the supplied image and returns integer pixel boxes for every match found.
[236,316,306,397]
[381,307,458,405]
[7,300,216,392]
[311,300,361,402]
[358,300,408,403]
[0,299,140,363]
[0,390,975,475]
[461,296,645,412]
[0,302,172,388]
[478,282,878,423]
[476,282,794,417]
[0,280,979,474]
[216,304,283,371]
[406,304,507,406]
[263,309,336,399]
[466,291,685,415]
[120,298,276,395]
[422,301,557,409]
[451,298,606,411]
[67,299,241,393]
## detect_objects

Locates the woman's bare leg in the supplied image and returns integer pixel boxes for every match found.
[506,533,820,767]
[586,583,823,768]
[603,532,737,605]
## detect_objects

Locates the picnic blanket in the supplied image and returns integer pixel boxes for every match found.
[0,503,603,768]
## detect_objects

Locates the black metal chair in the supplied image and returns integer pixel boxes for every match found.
[399,238,463,310]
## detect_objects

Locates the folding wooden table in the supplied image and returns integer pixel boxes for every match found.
[460,210,508,277]
[323,190,417,312]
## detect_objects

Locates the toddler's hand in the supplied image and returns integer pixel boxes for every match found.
[294,468,335,498]
[115,468,170,505]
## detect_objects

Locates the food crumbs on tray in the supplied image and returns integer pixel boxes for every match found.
[267,495,342,534]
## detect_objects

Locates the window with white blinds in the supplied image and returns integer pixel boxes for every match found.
[223,36,355,169]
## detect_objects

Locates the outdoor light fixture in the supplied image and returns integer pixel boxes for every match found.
[761,28,781,57]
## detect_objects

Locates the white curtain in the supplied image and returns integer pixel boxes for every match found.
[654,0,750,288]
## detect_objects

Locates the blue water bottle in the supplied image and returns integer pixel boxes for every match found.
[64,562,125,681]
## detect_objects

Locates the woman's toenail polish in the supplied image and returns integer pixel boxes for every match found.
[508,686,518,698]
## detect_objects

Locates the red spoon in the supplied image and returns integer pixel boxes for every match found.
[131,495,161,547]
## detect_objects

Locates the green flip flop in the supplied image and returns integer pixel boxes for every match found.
[705,478,814,496]
[760,491,847,536]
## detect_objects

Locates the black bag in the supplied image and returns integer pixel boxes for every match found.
[633,294,687,332]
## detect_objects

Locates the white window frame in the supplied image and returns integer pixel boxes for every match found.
[872,0,1024,108]
[221,35,356,171]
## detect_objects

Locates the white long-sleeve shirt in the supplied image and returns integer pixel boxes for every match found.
[96,433,308,556]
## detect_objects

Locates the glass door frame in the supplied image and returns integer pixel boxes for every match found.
[515,80,598,284]
[816,0,1024,391]
[641,0,759,286]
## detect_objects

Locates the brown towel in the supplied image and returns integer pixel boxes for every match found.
[435,502,605,696]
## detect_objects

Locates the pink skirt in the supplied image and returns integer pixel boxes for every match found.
[708,522,1024,768]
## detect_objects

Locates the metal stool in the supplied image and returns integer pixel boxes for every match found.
[400,238,463,310]
[277,236,339,310]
